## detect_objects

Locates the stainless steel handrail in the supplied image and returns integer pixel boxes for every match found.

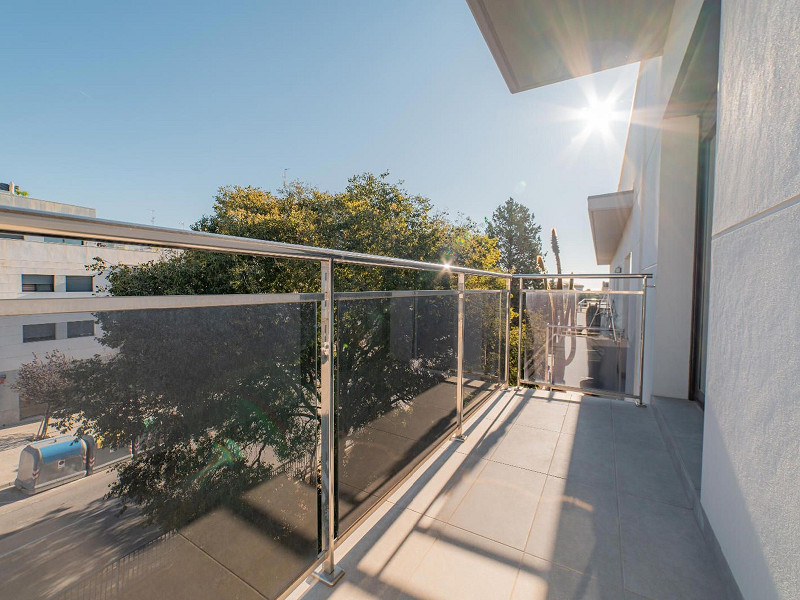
[514,273,653,279]
[0,292,324,316]
[0,206,510,279]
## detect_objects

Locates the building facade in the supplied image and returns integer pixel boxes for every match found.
[0,191,161,424]
[468,0,799,598]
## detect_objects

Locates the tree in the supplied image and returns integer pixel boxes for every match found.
[15,351,72,439]
[486,198,543,274]
[96,173,501,296]
[49,172,504,536]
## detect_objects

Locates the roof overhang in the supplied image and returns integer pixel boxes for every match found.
[466,0,676,93]
[588,190,634,265]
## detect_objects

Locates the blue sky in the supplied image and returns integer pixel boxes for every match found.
[2,0,637,275]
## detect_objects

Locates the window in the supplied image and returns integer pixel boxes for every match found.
[23,323,56,343]
[21,274,54,292]
[43,236,83,245]
[66,275,93,292]
[67,320,95,338]
[0,232,23,240]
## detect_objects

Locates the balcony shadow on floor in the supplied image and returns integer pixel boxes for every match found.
[293,388,732,600]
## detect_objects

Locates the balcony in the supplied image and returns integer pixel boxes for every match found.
[291,388,726,600]
[0,206,730,599]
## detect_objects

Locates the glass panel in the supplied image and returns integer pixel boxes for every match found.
[66,320,95,338]
[522,287,642,396]
[22,274,54,292]
[336,292,457,535]
[22,322,57,342]
[463,290,504,412]
[1,298,320,600]
[65,275,93,292]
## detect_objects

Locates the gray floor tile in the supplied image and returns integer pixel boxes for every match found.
[612,400,655,418]
[615,446,689,508]
[526,476,622,588]
[491,425,560,474]
[562,402,614,438]
[619,493,726,600]
[449,460,546,550]
[514,397,569,432]
[513,553,625,600]
[388,445,488,521]
[613,412,666,453]
[674,435,703,492]
[549,432,616,489]
[408,523,523,600]
[454,396,520,457]
[653,397,704,440]
[290,391,726,600]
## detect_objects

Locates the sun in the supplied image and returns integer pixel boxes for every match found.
[581,97,615,133]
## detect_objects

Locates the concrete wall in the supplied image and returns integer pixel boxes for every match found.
[0,237,159,299]
[616,58,663,403]
[650,114,699,399]
[701,1,800,598]
[611,1,705,405]
[659,0,705,105]
[0,191,96,218]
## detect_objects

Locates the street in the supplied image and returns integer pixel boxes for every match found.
[0,468,161,600]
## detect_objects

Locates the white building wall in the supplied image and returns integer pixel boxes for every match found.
[615,58,663,403]
[701,1,800,598]
[650,114,699,399]
[0,195,164,425]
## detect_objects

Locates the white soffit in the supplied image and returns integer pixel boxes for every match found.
[466,0,675,93]
[588,190,634,265]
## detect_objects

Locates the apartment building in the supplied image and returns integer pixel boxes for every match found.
[0,190,161,424]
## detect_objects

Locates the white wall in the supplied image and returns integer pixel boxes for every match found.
[650,114,699,399]
[0,236,162,425]
[616,58,663,403]
[701,1,800,598]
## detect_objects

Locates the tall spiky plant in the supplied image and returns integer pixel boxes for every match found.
[551,228,562,289]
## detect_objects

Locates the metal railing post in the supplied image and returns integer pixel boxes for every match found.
[497,289,503,381]
[314,259,344,585]
[517,277,524,388]
[452,273,466,441]
[636,275,648,407]
[503,278,511,388]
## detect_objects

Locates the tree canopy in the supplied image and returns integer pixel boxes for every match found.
[45,172,510,536]
[486,197,543,274]
[99,173,501,295]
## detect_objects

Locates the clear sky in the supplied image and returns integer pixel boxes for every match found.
[1,0,637,276]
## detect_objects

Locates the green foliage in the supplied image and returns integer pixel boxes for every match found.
[14,350,72,439]
[486,198,543,275]
[101,173,502,296]
[51,172,509,534]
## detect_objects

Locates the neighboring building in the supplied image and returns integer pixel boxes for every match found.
[468,1,798,598]
[0,189,161,424]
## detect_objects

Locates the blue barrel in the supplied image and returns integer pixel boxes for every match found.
[15,435,88,494]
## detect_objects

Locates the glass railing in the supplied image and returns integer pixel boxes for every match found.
[0,205,513,599]
[463,289,507,413]
[2,292,322,600]
[0,206,650,599]
[335,290,459,535]
[518,275,648,401]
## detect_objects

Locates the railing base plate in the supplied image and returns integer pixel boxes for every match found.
[312,565,345,586]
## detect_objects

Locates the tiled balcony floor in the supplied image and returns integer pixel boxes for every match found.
[290,389,728,600]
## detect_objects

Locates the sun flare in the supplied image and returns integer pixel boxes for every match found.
[581,97,615,133]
